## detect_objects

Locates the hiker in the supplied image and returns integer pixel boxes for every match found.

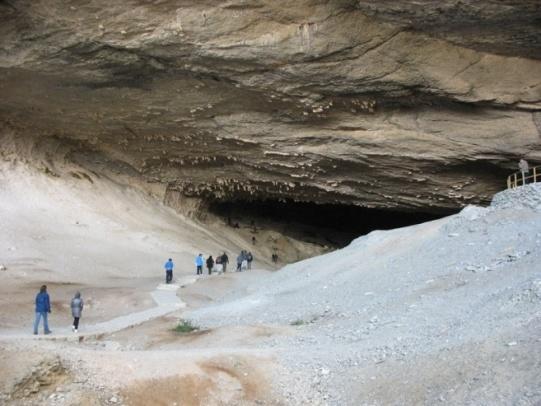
[519,159,529,185]
[195,254,204,275]
[221,252,229,273]
[164,258,174,284]
[252,236,256,245]
[271,253,278,264]
[247,251,253,270]
[236,252,243,272]
[33,285,52,335]
[215,254,223,274]
[71,291,84,333]
[240,250,248,271]
[206,255,214,275]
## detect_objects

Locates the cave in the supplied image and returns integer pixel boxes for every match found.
[208,199,453,248]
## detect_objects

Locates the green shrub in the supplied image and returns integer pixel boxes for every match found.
[173,320,199,333]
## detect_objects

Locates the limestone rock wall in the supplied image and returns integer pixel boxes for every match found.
[1,0,540,213]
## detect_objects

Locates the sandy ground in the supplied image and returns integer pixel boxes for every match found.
[0,162,293,404]
[0,161,275,332]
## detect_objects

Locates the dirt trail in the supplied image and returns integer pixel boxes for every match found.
[0,276,201,340]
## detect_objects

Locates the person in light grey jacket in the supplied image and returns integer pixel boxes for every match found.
[519,159,529,185]
[71,292,84,333]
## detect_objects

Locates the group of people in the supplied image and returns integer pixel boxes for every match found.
[236,250,253,271]
[163,250,255,284]
[196,252,230,275]
[33,285,84,335]
[197,250,253,274]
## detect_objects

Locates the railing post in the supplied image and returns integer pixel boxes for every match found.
[507,177,511,189]
[534,167,537,184]
[514,173,517,188]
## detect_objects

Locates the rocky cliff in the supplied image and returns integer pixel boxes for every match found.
[1,0,540,213]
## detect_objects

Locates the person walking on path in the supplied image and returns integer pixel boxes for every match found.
[221,252,229,273]
[215,254,223,273]
[164,258,174,284]
[247,251,253,270]
[206,255,214,275]
[71,291,84,333]
[519,159,529,185]
[195,254,204,275]
[236,253,243,272]
[33,285,52,335]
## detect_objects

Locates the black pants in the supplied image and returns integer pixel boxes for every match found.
[196,266,202,275]
[207,266,212,275]
[73,317,80,329]
[166,270,173,283]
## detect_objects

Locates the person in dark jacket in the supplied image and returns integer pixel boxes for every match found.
[33,285,52,335]
[246,251,253,270]
[206,255,214,275]
[215,254,223,273]
[71,291,84,333]
[221,252,229,273]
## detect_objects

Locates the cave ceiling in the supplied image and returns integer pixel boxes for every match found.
[1,0,540,213]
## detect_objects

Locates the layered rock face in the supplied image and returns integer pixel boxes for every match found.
[1,0,540,213]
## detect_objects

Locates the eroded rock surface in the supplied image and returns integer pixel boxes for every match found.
[1,0,540,213]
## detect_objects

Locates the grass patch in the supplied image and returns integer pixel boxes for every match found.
[173,320,199,334]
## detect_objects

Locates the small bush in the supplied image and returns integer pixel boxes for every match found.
[173,320,199,333]
[290,319,306,326]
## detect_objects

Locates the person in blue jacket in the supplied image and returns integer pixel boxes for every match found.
[33,285,52,335]
[164,258,174,284]
[195,254,204,275]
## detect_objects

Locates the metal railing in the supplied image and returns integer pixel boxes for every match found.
[507,166,540,188]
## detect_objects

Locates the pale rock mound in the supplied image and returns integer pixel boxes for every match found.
[187,185,541,405]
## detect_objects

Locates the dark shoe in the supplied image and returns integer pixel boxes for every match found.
[44,331,52,335]
[33,332,38,335]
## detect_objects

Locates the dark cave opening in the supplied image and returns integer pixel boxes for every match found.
[208,199,455,248]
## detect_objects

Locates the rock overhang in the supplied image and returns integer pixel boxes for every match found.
[1,0,540,214]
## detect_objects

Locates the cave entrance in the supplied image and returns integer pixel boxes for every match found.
[208,199,454,248]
